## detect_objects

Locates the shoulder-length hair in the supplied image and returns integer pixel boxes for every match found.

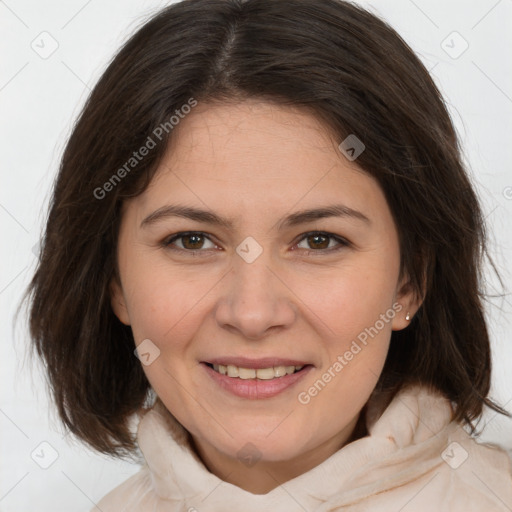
[25,0,509,456]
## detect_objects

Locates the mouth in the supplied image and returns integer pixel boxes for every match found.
[200,359,314,399]
[203,362,309,380]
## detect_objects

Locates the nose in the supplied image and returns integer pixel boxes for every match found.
[214,250,297,340]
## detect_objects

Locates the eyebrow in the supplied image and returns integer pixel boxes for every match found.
[140,203,371,230]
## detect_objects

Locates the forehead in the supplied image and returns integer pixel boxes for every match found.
[157,100,342,180]
[125,100,390,230]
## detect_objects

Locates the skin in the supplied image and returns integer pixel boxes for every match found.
[110,99,421,494]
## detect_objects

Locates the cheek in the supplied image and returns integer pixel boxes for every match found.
[294,267,396,421]
[302,258,398,407]
[124,274,206,403]
[120,257,207,350]
[312,260,399,341]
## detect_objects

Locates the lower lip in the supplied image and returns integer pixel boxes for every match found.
[201,363,313,399]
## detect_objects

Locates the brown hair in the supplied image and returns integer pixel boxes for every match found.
[24,0,509,456]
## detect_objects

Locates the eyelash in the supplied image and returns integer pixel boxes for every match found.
[161,231,350,256]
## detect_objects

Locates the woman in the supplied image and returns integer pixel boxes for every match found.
[26,0,512,510]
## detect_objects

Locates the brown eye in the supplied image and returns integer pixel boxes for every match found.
[163,232,217,252]
[296,231,349,253]
[305,234,330,249]
[181,233,205,250]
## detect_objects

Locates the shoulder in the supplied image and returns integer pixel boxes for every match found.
[435,425,512,510]
[91,465,156,512]
[450,425,512,474]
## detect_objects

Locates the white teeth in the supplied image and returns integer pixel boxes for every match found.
[238,367,257,379]
[227,365,239,377]
[273,366,287,377]
[285,365,296,375]
[211,363,305,379]
[255,367,275,380]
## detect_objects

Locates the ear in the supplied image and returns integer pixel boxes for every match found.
[109,276,131,326]
[391,275,424,331]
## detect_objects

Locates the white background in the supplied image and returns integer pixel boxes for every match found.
[1,0,511,510]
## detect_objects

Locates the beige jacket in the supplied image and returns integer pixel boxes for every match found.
[94,385,512,511]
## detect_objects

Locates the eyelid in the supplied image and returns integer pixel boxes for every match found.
[163,231,219,253]
[293,230,351,253]
[162,230,350,255]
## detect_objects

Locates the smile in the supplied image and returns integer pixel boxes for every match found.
[207,363,305,380]
[201,361,313,399]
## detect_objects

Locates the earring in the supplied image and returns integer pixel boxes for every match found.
[405,312,411,321]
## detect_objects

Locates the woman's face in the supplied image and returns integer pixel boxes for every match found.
[111,100,416,470]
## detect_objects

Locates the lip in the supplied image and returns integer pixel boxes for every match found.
[201,362,313,399]
[203,357,311,369]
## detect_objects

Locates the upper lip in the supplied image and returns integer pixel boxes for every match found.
[203,357,312,369]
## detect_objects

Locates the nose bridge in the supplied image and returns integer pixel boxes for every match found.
[214,242,296,339]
